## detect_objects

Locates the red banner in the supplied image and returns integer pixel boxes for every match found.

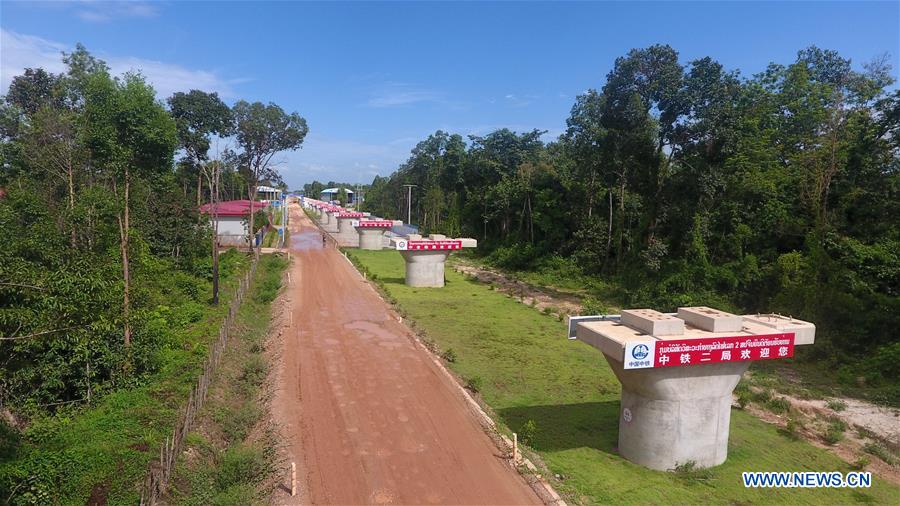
[652,332,795,368]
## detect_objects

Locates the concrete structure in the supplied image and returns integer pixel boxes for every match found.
[199,199,270,246]
[568,309,815,471]
[391,235,478,287]
[354,219,394,250]
[335,212,368,247]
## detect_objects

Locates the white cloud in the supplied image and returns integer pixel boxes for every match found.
[1,29,243,99]
[74,1,160,23]
[502,93,539,108]
[0,30,69,88]
[365,82,443,108]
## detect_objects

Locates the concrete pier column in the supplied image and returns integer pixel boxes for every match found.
[325,212,340,233]
[336,217,360,247]
[603,357,749,470]
[570,308,815,471]
[400,250,451,287]
[357,228,386,250]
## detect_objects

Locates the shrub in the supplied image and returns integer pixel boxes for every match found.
[216,445,267,489]
[441,348,457,363]
[826,399,848,412]
[766,397,791,414]
[823,420,845,445]
[780,417,802,440]
[240,355,267,389]
[673,460,713,484]
[464,376,483,393]
[736,391,751,409]
[580,295,609,316]
[521,419,538,445]
[217,402,262,443]
[863,442,898,465]
[851,455,870,471]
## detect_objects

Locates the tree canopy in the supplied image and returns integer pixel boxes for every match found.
[365,45,899,382]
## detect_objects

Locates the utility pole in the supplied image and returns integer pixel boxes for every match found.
[403,184,416,225]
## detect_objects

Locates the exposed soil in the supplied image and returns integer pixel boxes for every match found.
[744,401,900,485]
[86,481,108,506]
[128,442,149,452]
[269,205,540,505]
[451,261,583,316]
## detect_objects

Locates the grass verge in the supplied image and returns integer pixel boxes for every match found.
[166,253,288,505]
[347,249,900,505]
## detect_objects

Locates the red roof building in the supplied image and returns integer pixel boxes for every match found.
[199,199,269,217]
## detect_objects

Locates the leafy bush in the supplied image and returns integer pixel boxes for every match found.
[216,402,262,443]
[779,417,803,440]
[240,355,267,389]
[863,442,898,466]
[822,419,847,445]
[580,295,609,316]
[485,244,539,270]
[215,445,267,489]
[520,419,538,445]
[441,348,457,363]
[826,399,848,412]
[766,397,791,414]
[464,376,482,393]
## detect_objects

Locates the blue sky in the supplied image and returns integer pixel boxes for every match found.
[2,1,898,188]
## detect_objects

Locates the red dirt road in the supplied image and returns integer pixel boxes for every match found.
[272,203,540,505]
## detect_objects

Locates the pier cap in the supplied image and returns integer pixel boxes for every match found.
[569,307,815,370]
[353,219,394,228]
[394,239,462,251]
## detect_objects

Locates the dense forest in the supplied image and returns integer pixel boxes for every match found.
[0,46,306,413]
[365,45,899,386]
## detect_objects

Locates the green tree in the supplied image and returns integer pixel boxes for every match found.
[232,101,308,249]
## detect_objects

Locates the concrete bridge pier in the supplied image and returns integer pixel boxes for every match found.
[570,308,816,471]
[357,228,386,250]
[325,212,340,233]
[400,250,452,287]
[337,217,360,247]
[604,358,750,470]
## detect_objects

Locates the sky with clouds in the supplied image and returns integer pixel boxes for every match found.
[2,1,898,188]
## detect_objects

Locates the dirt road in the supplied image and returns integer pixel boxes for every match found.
[271,203,540,505]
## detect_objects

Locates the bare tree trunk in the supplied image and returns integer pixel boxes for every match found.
[527,194,534,244]
[211,173,220,304]
[248,182,257,252]
[68,163,76,247]
[116,169,132,348]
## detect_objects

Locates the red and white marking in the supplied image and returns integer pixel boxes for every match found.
[353,220,394,228]
[395,240,462,251]
[623,332,795,370]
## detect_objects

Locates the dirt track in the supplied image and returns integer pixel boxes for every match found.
[271,203,540,505]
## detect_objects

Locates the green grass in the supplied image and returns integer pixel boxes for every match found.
[0,253,259,504]
[348,249,900,505]
[169,254,287,505]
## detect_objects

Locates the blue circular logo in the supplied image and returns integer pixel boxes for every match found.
[632,344,650,360]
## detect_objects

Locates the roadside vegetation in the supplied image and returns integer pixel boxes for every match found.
[0,46,305,501]
[0,250,249,503]
[347,249,899,504]
[359,45,899,400]
[167,254,287,505]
